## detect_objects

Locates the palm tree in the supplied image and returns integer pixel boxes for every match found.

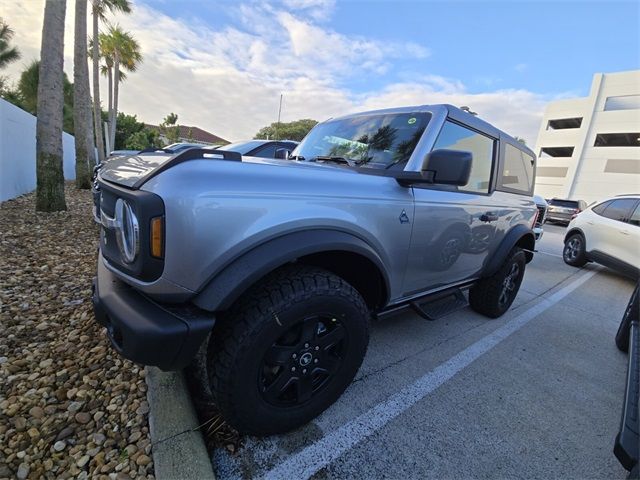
[0,19,21,69]
[100,25,141,152]
[36,0,67,212]
[73,0,95,189]
[91,0,130,161]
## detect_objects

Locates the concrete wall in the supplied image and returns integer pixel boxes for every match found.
[0,98,77,202]
[534,70,640,203]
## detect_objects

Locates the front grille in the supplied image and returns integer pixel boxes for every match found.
[535,205,547,226]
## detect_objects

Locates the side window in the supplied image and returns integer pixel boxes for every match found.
[592,201,611,215]
[629,204,640,227]
[499,143,534,193]
[254,144,279,158]
[432,121,495,193]
[596,199,637,222]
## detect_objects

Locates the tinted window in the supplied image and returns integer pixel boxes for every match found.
[592,201,611,215]
[596,199,637,222]
[549,199,579,208]
[254,144,279,158]
[433,121,494,193]
[499,143,534,193]
[629,204,640,227]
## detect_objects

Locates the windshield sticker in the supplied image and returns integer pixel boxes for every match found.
[408,117,417,125]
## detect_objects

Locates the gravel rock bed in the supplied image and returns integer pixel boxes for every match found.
[0,185,154,479]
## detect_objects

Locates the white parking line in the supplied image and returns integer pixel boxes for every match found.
[264,268,598,480]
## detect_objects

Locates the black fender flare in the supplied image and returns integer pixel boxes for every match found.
[192,229,390,312]
[481,224,535,278]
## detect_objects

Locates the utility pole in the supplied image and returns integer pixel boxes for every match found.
[275,93,283,140]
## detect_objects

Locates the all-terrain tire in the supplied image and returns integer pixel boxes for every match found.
[469,247,526,318]
[563,233,588,267]
[615,283,639,353]
[207,265,370,435]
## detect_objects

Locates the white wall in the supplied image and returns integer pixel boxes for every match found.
[534,70,640,203]
[0,98,77,202]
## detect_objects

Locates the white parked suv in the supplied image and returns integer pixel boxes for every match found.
[563,194,640,278]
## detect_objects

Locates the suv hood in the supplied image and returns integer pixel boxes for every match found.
[99,152,174,188]
[98,152,352,188]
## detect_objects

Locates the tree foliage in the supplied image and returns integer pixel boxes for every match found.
[2,60,75,134]
[0,19,21,69]
[160,112,180,144]
[111,111,161,150]
[254,118,317,142]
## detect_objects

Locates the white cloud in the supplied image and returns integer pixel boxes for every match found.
[2,0,550,145]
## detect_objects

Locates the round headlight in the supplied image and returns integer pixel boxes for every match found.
[114,198,139,264]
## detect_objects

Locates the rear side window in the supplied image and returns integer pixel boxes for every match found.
[498,143,534,194]
[433,121,495,193]
[594,198,638,222]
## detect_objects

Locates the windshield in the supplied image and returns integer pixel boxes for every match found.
[217,141,265,155]
[294,112,431,169]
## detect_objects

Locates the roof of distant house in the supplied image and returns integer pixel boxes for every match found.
[146,124,229,145]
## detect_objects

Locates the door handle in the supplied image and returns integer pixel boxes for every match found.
[620,230,630,235]
[586,221,594,225]
[480,212,499,222]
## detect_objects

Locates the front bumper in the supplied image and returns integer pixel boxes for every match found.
[92,253,214,370]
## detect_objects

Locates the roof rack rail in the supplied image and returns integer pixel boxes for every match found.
[133,148,243,189]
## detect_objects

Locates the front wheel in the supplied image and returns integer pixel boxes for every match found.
[469,247,526,318]
[563,233,587,267]
[207,266,370,435]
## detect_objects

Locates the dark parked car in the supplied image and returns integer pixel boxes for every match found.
[614,282,639,478]
[217,139,299,158]
[546,198,587,225]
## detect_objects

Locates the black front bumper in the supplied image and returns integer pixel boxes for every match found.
[614,319,639,475]
[92,254,214,370]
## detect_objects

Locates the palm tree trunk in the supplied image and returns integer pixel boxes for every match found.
[91,1,105,163]
[106,64,113,152]
[110,54,119,151]
[73,0,94,189]
[36,0,67,212]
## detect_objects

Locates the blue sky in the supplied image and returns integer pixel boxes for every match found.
[144,0,640,95]
[5,0,640,143]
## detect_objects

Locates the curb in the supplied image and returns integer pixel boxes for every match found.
[145,367,215,480]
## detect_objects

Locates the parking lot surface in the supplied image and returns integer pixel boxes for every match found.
[213,225,634,479]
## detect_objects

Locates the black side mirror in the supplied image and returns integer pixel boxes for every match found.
[274,148,291,159]
[421,149,472,186]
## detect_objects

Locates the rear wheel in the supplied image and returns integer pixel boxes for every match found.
[469,247,526,318]
[207,265,370,435]
[615,283,639,353]
[563,233,587,267]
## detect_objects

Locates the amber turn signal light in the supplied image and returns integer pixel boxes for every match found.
[150,216,163,258]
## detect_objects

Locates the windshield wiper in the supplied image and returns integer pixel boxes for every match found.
[310,156,359,167]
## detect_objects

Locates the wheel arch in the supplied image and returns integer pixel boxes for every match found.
[564,227,586,245]
[481,224,535,278]
[192,229,390,312]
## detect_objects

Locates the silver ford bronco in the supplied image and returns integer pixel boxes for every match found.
[92,104,539,435]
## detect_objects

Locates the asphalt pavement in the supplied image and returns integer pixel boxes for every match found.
[212,224,635,480]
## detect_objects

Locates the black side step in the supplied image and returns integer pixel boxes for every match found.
[614,319,639,474]
[411,289,468,321]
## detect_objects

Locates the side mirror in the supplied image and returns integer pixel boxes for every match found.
[421,149,472,186]
[274,148,291,159]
